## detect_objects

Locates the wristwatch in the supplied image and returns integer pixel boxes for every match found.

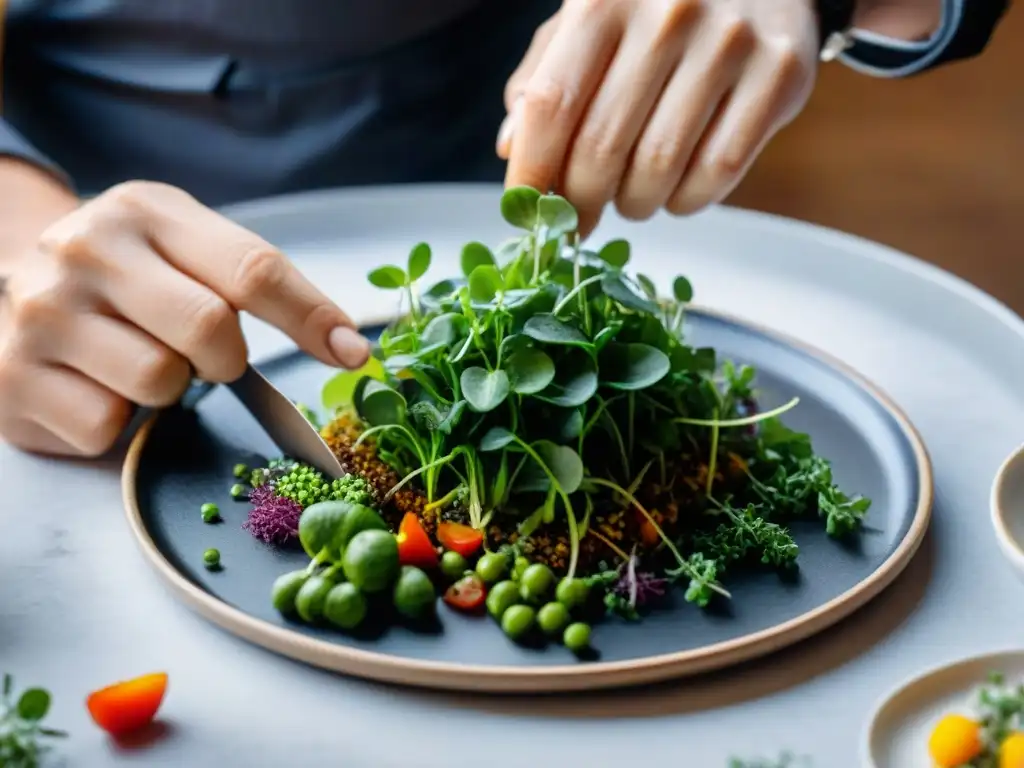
[815,0,858,61]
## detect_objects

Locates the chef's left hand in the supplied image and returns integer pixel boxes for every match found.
[499,0,819,235]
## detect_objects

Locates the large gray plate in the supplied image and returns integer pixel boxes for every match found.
[123,306,931,692]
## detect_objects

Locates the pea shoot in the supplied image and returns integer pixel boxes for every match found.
[304,187,873,657]
[0,674,66,768]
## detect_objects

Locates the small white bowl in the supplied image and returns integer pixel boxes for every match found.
[991,443,1024,576]
[861,649,1024,767]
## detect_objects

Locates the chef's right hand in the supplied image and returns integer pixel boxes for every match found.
[0,179,369,457]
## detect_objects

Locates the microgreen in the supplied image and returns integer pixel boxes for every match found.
[320,187,869,602]
[0,674,66,768]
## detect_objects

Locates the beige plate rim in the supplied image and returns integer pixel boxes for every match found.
[121,304,934,693]
[990,442,1024,574]
[859,648,1024,767]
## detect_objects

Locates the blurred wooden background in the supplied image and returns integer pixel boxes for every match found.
[728,5,1023,313]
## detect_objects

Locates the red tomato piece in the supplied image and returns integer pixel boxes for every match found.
[443,573,486,612]
[436,522,484,558]
[86,672,168,737]
[396,512,439,569]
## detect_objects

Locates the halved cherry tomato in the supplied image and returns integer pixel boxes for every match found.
[443,573,486,612]
[87,672,168,736]
[436,522,483,557]
[396,512,438,569]
[636,511,660,547]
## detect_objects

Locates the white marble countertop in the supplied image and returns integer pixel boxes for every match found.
[3,185,1024,768]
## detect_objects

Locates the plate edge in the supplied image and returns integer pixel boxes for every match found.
[120,306,935,693]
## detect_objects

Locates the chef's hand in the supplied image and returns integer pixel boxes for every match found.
[0,177,369,457]
[499,0,819,235]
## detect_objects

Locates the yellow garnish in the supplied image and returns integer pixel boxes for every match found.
[928,714,984,767]
[1001,732,1024,768]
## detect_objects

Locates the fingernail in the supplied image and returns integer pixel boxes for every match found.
[328,326,370,369]
[496,97,521,157]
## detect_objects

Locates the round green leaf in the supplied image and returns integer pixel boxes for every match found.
[321,357,385,411]
[534,441,584,494]
[601,272,659,314]
[407,243,432,282]
[17,688,51,721]
[479,426,516,452]
[537,194,578,238]
[535,350,598,408]
[359,379,408,426]
[505,348,556,395]
[460,242,496,277]
[636,273,657,300]
[592,322,623,352]
[673,276,694,303]
[468,264,504,303]
[548,407,584,443]
[522,314,590,347]
[500,186,541,230]
[601,343,671,391]
[597,239,630,269]
[421,278,461,310]
[460,367,510,413]
[420,313,461,348]
[368,265,407,290]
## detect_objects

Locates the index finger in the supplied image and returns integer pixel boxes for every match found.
[504,3,624,194]
[145,186,369,370]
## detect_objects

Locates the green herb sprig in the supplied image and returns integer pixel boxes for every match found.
[322,187,870,605]
[0,674,66,768]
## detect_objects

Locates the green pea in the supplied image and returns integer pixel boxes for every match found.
[203,548,220,569]
[563,622,592,652]
[233,463,249,478]
[512,556,530,582]
[519,563,555,603]
[501,604,536,641]
[295,575,334,623]
[555,577,590,610]
[475,552,508,584]
[440,551,468,581]
[323,582,368,630]
[230,483,247,499]
[537,602,571,636]
[271,570,310,615]
[201,502,220,523]
[485,580,520,620]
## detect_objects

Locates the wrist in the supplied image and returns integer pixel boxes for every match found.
[0,158,79,272]
[853,0,943,41]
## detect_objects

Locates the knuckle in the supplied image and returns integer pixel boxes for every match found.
[656,0,702,40]
[10,280,67,329]
[644,137,687,177]
[37,220,99,271]
[768,41,812,95]
[717,16,757,60]
[131,348,188,405]
[181,293,234,353]
[77,398,131,457]
[102,180,159,219]
[232,243,287,303]
[575,126,629,168]
[522,78,575,121]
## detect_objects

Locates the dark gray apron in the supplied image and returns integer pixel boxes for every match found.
[2,0,559,205]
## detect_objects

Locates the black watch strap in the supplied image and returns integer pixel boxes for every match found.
[815,0,858,52]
